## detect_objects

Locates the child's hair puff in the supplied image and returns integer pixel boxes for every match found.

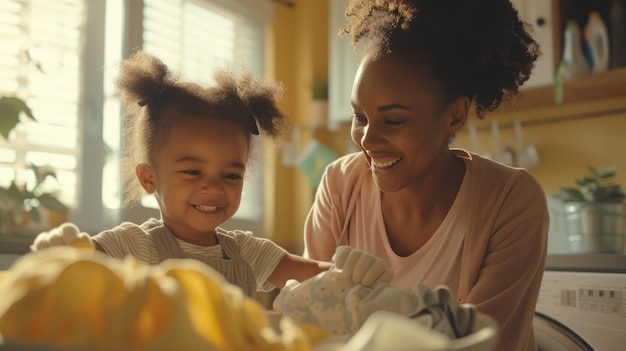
[116,50,290,205]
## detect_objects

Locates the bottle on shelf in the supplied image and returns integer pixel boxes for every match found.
[584,11,610,73]
[554,21,589,104]
[558,21,590,79]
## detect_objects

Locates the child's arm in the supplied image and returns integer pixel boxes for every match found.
[268,246,393,289]
[267,254,332,289]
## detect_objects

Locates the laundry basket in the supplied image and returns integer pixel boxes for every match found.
[316,310,499,351]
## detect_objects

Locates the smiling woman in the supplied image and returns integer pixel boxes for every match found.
[303,1,548,351]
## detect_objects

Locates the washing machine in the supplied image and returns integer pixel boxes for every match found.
[534,254,626,351]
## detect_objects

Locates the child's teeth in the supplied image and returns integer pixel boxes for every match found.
[196,205,218,212]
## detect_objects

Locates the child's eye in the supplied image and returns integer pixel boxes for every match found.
[224,173,243,180]
[182,170,200,175]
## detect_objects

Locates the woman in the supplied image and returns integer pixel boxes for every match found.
[303,1,549,350]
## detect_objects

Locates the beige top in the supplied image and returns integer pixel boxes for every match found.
[304,149,549,351]
[144,219,257,298]
[93,218,287,294]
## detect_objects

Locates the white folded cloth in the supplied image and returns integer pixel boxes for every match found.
[274,246,499,350]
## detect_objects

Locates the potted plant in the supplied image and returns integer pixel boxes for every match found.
[557,165,626,254]
[0,96,36,139]
[309,77,329,128]
[0,96,69,234]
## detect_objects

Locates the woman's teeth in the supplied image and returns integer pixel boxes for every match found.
[195,205,218,212]
[372,157,401,170]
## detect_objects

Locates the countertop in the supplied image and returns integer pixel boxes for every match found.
[2,236,625,273]
[0,235,32,255]
[546,253,626,273]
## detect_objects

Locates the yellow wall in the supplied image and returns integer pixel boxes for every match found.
[265,0,329,253]
[453,96,626,196]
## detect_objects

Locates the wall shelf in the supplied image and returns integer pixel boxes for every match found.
[470,67,626,131]
[512,67,626,110]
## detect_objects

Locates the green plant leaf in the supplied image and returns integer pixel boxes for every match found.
[7,182,26,202]
[597,165,616,179]
[37,193,69,212]
[29,206,41,223]
[0,188,20,210]
[0,96,36,139]
[608,187,626,202]
[565,165,626,203]
[558,187,585,202]
[577,176,596,185]
[29,163,57,184]
[311,78,329,100]
[587,165,599,177]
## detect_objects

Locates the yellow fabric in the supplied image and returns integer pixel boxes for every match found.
[0,247,330,351]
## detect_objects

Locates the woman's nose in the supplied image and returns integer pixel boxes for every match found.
[361,124,382,148]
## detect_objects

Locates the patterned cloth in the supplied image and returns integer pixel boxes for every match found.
[273,262,486,340]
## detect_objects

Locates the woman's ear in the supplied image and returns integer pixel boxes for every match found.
[136,163,156,194]
[444,96,470,133]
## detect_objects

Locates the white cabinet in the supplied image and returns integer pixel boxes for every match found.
[510,0,556,88]
[328,0,359,129]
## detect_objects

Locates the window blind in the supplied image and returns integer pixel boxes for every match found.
[143,0,267,76]
[0,0,84,209]
[0,0,271,234]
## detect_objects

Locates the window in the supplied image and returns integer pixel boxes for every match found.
[0,0,273,235]
[0,0,83,230]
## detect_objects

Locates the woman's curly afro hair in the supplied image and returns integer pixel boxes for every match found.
[342,0,540,118]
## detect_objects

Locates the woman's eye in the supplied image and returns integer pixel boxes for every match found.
[384,119,405,126]
[351,114,366,123]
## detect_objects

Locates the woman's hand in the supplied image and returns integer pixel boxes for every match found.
[30,222,94,251]
[333,246,393,286]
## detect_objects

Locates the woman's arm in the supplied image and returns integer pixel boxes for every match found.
[465,173,549,351]
[304,163,346,261]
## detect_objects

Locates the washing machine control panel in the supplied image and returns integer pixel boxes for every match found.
[536,270,626,328]
[575,286,622,314]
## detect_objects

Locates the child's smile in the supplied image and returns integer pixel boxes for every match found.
[193,204,220,212]
[138,113,249,245]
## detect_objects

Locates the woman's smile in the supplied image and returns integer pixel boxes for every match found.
[371,156,402,170]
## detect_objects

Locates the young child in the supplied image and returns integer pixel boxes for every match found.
[31,50,334,298]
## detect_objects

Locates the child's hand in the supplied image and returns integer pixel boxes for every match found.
[30,222,94,251]
[332,246,393,287]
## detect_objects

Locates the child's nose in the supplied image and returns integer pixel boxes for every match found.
[200,179,225,194]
